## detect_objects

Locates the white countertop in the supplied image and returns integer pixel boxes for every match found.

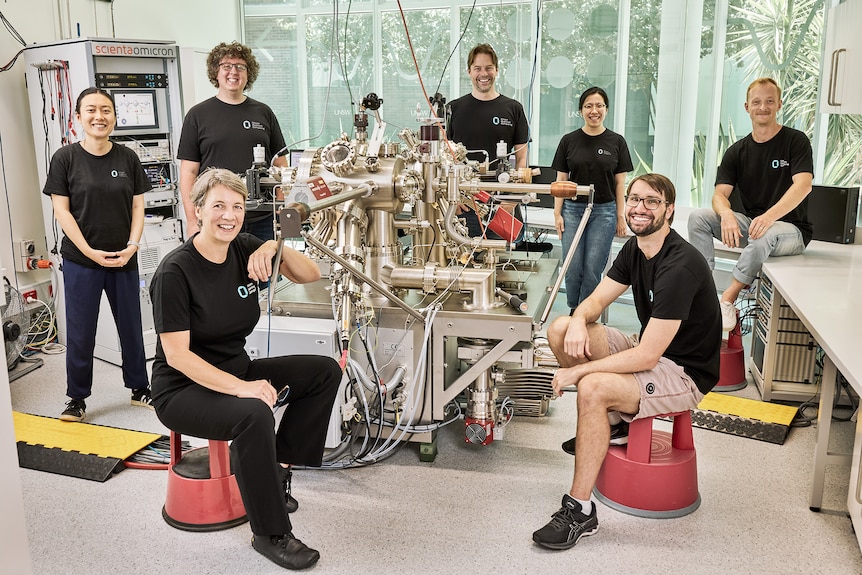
[762,240,862,390]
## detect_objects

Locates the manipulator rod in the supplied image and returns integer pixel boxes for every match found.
[538,182,595,326]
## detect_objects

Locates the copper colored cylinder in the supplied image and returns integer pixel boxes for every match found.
[550,181,592,198]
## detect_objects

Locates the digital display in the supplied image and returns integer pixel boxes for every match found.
[112,90,158,130]
[290,149,305,167]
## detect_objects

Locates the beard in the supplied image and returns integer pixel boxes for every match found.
[627,210,667,237]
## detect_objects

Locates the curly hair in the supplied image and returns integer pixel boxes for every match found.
[206,41,260,91]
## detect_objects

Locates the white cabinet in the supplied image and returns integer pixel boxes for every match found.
[820,0,862,114]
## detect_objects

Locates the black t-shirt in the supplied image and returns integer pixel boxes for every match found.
[42,142,151,270]
[607,229,721,393]
[445,93,529,164]
[177,96,287,174]
[716,126,814,244]
[551,129,633,204]
[149,233,265,401]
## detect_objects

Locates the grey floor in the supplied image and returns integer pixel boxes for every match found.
[10,299,862,575]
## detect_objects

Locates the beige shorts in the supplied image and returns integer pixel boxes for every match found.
[604,325,705,422]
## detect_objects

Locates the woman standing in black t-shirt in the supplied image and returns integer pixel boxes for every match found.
[551,87,633,312]
[42,87,152,422]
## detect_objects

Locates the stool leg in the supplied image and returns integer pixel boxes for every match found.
[170,431,183,464]
[209,440,231,479]
[672,411,694,451]
[625,417,654,464]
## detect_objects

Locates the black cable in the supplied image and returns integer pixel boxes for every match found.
[433,0,477,99]
[341,0,355,113]
[526,0,543,131]
[355,324,386,454]
[0,11,26,47]
[0,47,24,72]
[425,219,438,264]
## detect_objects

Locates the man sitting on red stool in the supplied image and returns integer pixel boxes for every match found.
[533,173,721,551]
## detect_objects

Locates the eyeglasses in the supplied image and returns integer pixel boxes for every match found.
[582,103,607,111]
[625,195,669,210]
[219,62,248,72]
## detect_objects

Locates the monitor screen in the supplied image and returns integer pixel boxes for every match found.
[112,90,158,131]
[289,149,305,167]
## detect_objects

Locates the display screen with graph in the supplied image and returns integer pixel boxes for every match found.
[112,89,158,131]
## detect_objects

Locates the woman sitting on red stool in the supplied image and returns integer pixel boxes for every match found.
[150,168,340,570]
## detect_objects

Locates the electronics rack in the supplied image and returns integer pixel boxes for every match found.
[750,274,820,402]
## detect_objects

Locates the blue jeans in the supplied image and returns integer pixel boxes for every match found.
[561,200,617,309]
[687,208,806,286]
[63,259,148,399]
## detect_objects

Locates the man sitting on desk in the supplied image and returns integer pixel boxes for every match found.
[687,77,813,331]
[532,173,720,551]
[445,43,529,241]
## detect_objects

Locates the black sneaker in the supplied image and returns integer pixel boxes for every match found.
[281,467,299,513]
[532,494,599,550]
[130,387,155,409]
[561,420,629,456]
[60,399,86,422]
[251,533,320,570]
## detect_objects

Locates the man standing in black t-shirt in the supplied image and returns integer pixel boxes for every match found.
[688,77,813,331]
[178,41,287,241]
[532,173,720,552]
[445,43,529,240]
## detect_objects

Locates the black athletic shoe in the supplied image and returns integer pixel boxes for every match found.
[59,398,86,422]
[532,494,599,550]
[130,387,155,409]
[281,467,299,513]
[561,420,629,456]
[252,533,320,570]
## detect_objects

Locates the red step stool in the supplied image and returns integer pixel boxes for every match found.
[716,311,747,392]
[162,431,248,531]
[593,411,700,518]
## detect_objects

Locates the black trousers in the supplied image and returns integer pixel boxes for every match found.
[155,354,341,535]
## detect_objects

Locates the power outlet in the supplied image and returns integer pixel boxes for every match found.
[22,290,38,303]
[15,239,36,270]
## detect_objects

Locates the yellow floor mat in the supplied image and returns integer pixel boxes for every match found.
[692,392,798,444]
[14,412,162,481]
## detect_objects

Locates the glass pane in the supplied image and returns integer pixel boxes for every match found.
[719,1,862,188]
[454,3,533,105]
[539,0,621,167]
[626,0,663,176]
[380,8,451,142]
[692,0,717,207]
[305,12,375,146]
[244,16,302,149]
[244,0,299,7]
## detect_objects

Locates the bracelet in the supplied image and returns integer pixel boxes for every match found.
[127,240,140,248]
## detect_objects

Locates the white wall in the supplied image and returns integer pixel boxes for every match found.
[0,1,239,569]
[0,0,238,296]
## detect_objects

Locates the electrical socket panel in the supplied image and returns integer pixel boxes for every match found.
[14,239,36,270]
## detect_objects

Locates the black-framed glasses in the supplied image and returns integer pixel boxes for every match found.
[625,195,669,210]
[219,62,248,72]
